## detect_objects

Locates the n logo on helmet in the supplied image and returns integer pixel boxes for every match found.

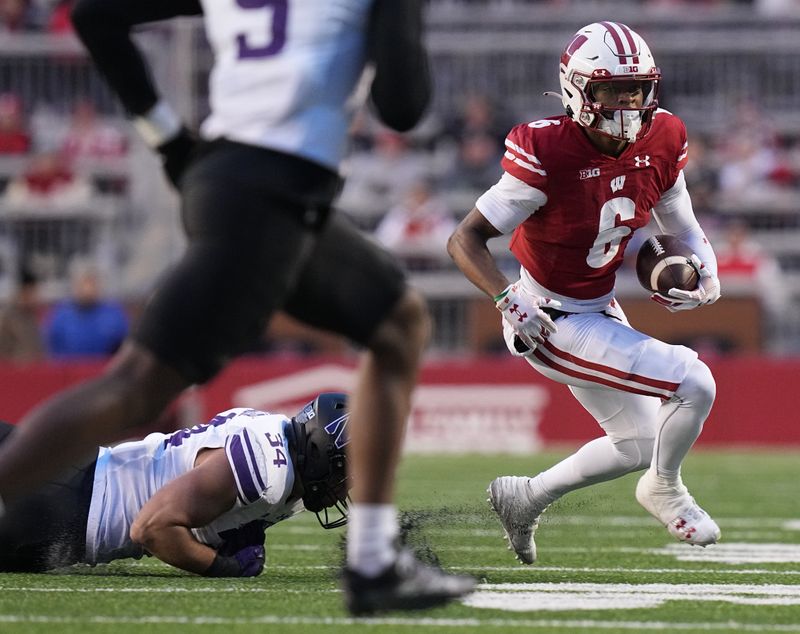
[325,413,350,450]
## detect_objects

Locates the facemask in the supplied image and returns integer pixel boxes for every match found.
[597,109,642,143]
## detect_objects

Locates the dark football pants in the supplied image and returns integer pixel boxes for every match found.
[134,139,406,384]
[0,421,95,572]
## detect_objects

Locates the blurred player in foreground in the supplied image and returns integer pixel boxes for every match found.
[0,0,473,612]
[447,21,722,564]
[0,394,349,576]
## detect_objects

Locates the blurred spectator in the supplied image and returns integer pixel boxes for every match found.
[441,131,504,204]
[0,93,31,155]
[443,93,511,150]
[682,133,718,218]
[0,266,45,363]
[0,0,44,32]
[2,150,93,210]
[338,129,431,218]
[46,0,74,34]
[44,260,128,358]
[348,109,378,153]
[717,134,788,198]
[715,101,796,207]
[754,0,800,15]
[2,151,97,279]
[60,99,128,161]
[374,179,456,269]
[715,220,788,320]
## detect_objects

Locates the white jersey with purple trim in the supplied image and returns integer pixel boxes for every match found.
[84,408,302,565]
[199,0,374,170]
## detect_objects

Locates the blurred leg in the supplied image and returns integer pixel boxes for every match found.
[346,288,429,575]
[0,343,187,502]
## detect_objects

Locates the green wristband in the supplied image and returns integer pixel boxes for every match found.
[493,289,509,303]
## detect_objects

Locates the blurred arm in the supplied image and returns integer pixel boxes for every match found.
[366,0,431,132]
[71,0,202,117]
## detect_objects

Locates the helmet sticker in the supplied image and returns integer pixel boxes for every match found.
[324,413,351,450]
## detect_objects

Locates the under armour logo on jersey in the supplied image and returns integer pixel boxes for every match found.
[610,175,626,192]
[325,413,350,450]
[634,155,651,168]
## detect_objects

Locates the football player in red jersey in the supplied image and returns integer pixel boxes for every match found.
[448,21,722,565]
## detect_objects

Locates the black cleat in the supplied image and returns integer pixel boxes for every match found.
[341,547,475,616]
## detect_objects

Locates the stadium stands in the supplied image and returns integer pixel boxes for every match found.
[1,4,799,354]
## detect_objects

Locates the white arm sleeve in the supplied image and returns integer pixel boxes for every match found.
[652,171,718,276]
[475,172,547,234]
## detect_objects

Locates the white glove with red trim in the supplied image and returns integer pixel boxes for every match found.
[651,254,721,313]
[495,281,561,352]
[502,317,535,357]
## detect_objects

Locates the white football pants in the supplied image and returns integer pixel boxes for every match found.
[518,301,716,503]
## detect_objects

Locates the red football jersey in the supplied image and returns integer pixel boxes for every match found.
[502,112,688,300]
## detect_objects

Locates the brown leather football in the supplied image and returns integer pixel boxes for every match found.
[635,234,699,294]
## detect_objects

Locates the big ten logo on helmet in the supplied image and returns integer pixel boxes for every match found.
[295,404,316,424]
[580,167,600,180]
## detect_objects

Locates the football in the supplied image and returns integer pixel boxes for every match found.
[635,234,699,294]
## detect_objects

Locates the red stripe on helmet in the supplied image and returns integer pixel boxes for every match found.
[616,22,641,65]
[561,34,588,66]
[600,21,638,66]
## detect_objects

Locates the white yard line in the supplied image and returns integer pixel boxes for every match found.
[1,562,799,590]
[447,566,800,575]
[2,579,799,596]
[464,583,800,610]
[0,614,798,631]
[281,517,800,536]
[266,543,797,553]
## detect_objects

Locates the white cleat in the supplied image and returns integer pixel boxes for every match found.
[487,476,547,564]
[635,469,721,546]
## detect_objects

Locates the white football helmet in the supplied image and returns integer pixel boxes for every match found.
[557,22,661,142]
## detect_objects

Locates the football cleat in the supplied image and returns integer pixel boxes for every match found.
[341,547,475,616]
[635,468,721,546]
[487,476,548,564]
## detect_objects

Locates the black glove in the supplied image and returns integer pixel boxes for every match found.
[156,126,197,188]
[203,544,265,578]
[217,519,267,556]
